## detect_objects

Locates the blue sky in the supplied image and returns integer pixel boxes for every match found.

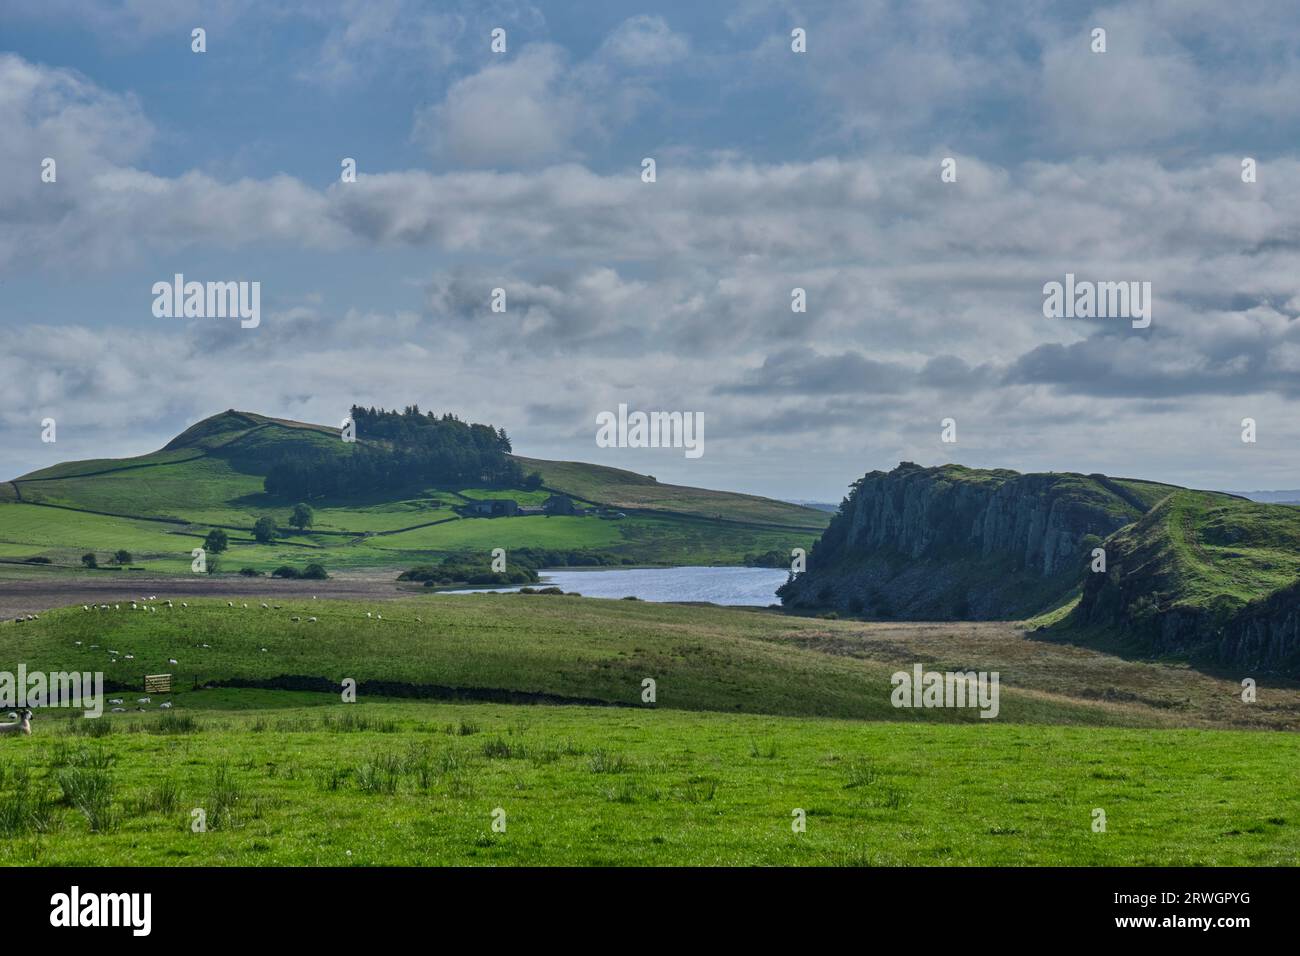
[3,0,1300,499]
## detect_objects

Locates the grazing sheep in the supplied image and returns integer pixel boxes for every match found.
[181,602,188,608]
[242,603,248,609]
[83,605,89,611]
[291,617,300,623]
[137,697,151,704]
[74,641,82,646]
[131,603,138,610]
[366,612,372,619]
[124,654,134,660]
[260,647,267,652]
[307,617,317,623]
[376,614,382,621]
[228,601,233,607]
[0,709,32,737]
[159,702,172,710]
[111,707,126,713]
[149,595,156,601]
[168,658,178,665]
[260,603,268,609]
[109,698,123,705]
[273,605,281,610]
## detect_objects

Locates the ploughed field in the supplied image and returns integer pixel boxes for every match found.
[1,594,1296,865]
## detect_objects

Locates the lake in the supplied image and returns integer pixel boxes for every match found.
[441,566,790,606]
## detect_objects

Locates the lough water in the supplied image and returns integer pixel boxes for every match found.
[442,566,789,606]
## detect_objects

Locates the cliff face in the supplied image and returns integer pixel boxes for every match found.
[780,462,1152,619]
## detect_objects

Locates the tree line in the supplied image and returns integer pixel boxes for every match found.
[264,405,539,499]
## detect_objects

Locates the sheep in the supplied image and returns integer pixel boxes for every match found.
[307,617,317,623]
[376,614,382,621]
[181,602,188,608]
[82,605,89,612]
[291,616,300,623]
[149,607,156,613]
[366,612,372,619]
[109,698,123,705]
[0,709,32,737]
[74,641,82,646]
[159,702,173,709]
[227,601,233,607]
[149,595,156,601]
[131,603,138,610]
[111,707,126,713]
[137,697,151,704]
[168,658,178,665]
[260,603,268,609]
[242,603,248,609]
[124,654,134,660]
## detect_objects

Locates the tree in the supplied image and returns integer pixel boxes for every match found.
[302,563,329,580]
[289,503,314,531]
[204,529,229,554]
[81,553,98,569]
[253,516,278,544]
[523,471,543,491]
[113,549,133,565]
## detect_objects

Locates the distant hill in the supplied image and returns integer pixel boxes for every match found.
[1233,490,1300,505]
[0,410,828,573]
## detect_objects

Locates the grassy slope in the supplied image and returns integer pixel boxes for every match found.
[2,411,827,571]
[515,456,827,529]
[6,597,1127,725]
[1068,490,1300,627]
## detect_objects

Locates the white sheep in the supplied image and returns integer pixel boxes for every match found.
[0,709,32,737]
[109,698,123,705]
[124,654,134,660]
[182,602,188,608]
[307,617,317,623]
[228,601,233,607]
[137,697,151,704]
[74,641,82,646]
[111,707,126,713]
[159,702,173,709]
[260,603,268,609]
[168,658,178,665]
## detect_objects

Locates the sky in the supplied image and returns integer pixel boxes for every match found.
[2,0,1300,501]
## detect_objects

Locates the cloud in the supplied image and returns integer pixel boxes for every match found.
[597,15,690,68]
[413,45,583,167]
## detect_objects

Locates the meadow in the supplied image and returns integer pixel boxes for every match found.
[1,695,1295,866]
[0,594,1297,866]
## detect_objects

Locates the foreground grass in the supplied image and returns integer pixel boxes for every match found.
[1,695,1295,866]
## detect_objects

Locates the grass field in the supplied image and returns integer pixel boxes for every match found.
[1,695,1296,866]
[2,595,1298,866]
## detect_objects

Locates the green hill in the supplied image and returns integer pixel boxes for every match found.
[1,410,827,574]
[1066,489,1300,675]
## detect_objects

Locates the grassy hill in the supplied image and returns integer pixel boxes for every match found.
[1,410,828,574]
[1064,489,1300,675]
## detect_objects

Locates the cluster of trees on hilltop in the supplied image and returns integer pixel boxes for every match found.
[264,405,540,499]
